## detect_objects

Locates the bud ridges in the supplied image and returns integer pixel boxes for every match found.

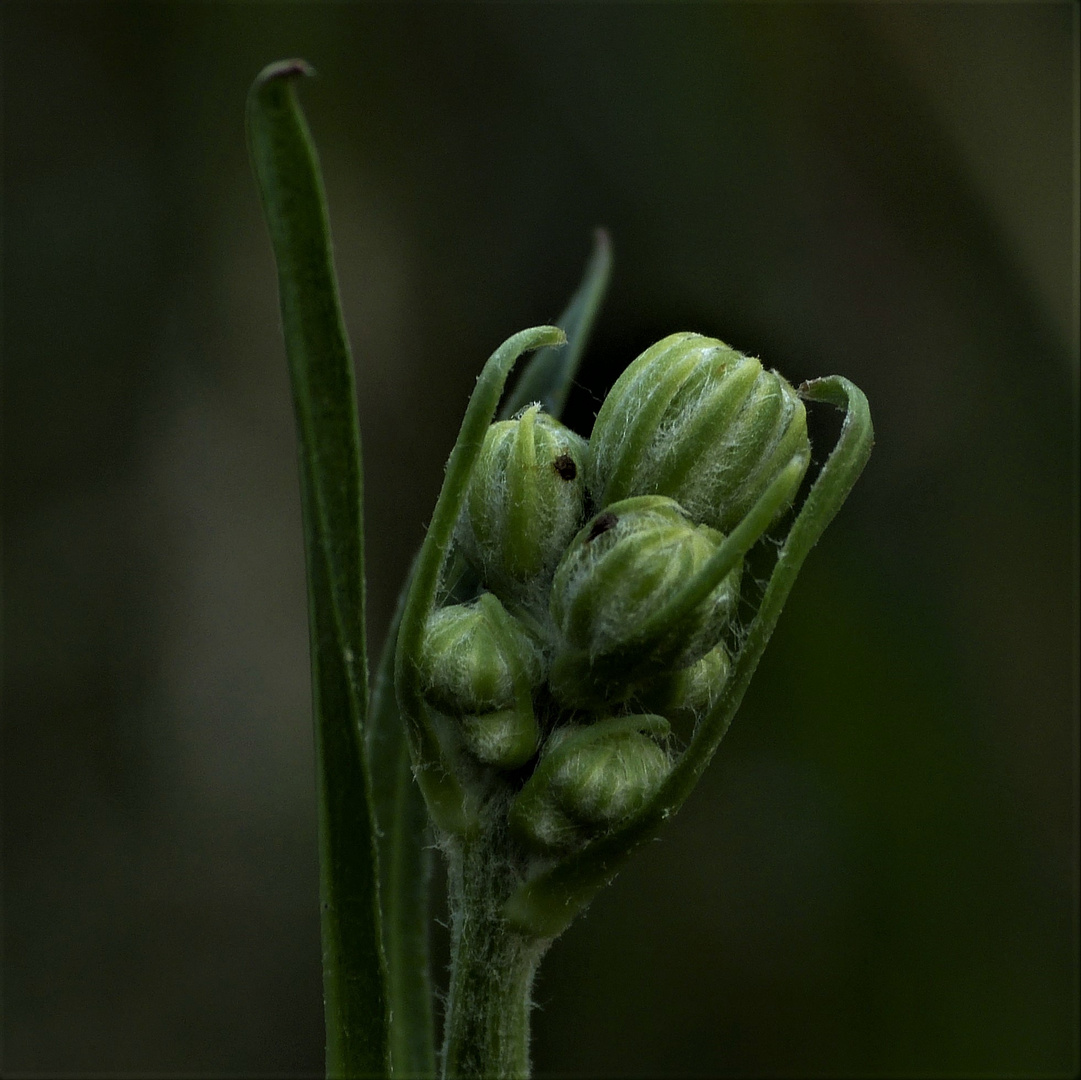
[418,592,542,768]
[548,496,742,705]
[589,332,810,533]
[509,715,671,853]
[636,643,730,730]
[456,404,589,605]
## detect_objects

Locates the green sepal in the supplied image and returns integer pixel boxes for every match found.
[456,406,589,606]
[419,592,543,770]
[419,593,543,716]
[635,644,731,732]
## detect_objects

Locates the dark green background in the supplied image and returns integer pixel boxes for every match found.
[3,4,1077,1076]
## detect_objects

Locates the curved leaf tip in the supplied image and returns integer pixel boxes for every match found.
[254,58,316,87]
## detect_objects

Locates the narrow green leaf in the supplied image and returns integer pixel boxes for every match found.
[368,562,437,1080]
[500,229,611,421]
[396,326,566,837]
[247,60,388,1077]
[505,376,873,938]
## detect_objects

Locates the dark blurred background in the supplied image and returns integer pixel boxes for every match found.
[3,4,1077,1077]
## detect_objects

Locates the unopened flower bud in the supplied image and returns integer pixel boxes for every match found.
[635,644,730,730]
[589,333,810,533]
[548,496,741,706]
[418,593,542,768]
[509,715,671,853]
[456,708,539,772]
[456,404,589,603]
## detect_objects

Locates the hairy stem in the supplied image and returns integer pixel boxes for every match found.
[441,819,550,1080]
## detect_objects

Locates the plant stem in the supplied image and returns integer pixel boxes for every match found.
[441,817,550,1080]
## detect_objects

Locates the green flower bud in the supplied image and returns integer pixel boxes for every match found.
[509,715,671,853]
[635,644,730,730]
[589,333,810,533]
[548,496,741,706]
[457,708,539,772]
[456,404,589,603]
[418,593,542,768]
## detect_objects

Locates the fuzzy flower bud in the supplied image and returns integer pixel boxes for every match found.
[588,333,810,533]
[548,496,741,706]
[509,715,671,853]
[635,644,730,731]
[455,404,589,604]
[418,593,542,768]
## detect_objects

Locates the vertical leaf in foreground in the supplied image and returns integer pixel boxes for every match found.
[368,561,437,1080]
[247,60,388,1078]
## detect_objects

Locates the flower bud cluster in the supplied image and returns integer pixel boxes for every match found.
[417,334,810,853]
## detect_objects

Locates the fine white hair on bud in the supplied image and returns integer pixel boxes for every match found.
[455,404,589,606]
[508,715,671,853]
[588,333,810,533]
[635,643,730,731]
[547,496,741,707]
[418,593,543,769]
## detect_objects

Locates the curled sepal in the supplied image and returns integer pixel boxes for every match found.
[456,405,589,605]
[589,333,810,533]
[395,325,566,836]
[505,375,873,940]
[419,593,542,769]
[548,496,741,706]
[509,715,671,853]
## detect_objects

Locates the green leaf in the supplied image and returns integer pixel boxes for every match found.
[500,229,611,421]
[246,60,388,1078]
[396,325,566,837]
[505,376,874,938]
[368,563,437,1080]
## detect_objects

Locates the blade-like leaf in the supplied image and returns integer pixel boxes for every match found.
[505,376,874,938]
[247,60,388,1077]
[368,561,437,1080]
[500,229,611,421]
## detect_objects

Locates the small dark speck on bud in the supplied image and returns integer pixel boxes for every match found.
[552,454,577,481]
[587,512,618,542]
